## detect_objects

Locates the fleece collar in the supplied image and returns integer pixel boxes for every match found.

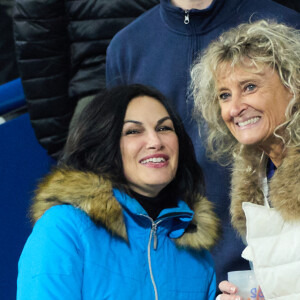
[160,0,242,35]
[31,168,220,250]
[230,147,300,237]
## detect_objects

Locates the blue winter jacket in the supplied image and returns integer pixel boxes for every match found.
[17,169,219,299]
[106,0,300,283]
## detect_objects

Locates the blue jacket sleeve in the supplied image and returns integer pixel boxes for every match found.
[208,268,217,300]
[17,206,85,300]
[204,251,217,300]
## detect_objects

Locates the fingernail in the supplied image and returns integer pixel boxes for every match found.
[230,286,236,293]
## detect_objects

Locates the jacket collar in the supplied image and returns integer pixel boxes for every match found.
[231,147,300,237]
[159,0,241,35]
[31,168,220,250]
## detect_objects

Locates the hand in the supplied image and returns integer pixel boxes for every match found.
[216,281,242,300]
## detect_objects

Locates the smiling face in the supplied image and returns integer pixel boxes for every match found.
[216,62,292,152]
[120,96,179,197]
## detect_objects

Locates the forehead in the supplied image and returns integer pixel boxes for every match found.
[217,60,262,77]
[215,60,274,86]
[125,96,169,119]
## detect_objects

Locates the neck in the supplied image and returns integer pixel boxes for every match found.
[170,0,214,10]
[130,188,177,220]
[259,138,286,168]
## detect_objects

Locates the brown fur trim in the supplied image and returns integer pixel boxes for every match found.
[270,148,300,221]
[230,147,265,237]
[231,147,300,237]
[31,168,219,249]
[31,168,127,240]
[175,196,220,250]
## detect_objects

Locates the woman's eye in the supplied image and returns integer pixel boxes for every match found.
[124,129,140,135]
[219,93,230,100]
[245,84,256,92]
[157,126,174,132]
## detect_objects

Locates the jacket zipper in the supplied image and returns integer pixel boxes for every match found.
[184,10,190,24]
[151,222,158,250]
[143,216,163,300]
[142,212,192,299]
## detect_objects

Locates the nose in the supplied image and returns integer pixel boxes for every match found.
[228,94,247,118]
[146,131,164,150]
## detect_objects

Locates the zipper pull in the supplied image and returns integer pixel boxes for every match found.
[152,223,158,250]
[184,10,190,24]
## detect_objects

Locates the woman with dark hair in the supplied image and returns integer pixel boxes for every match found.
[17,84,219,299]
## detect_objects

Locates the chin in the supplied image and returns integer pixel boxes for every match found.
[148,179,171,187]
[147,178,172,190]
[236,135,263,146]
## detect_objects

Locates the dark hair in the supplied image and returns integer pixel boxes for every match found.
[60,84,205,207]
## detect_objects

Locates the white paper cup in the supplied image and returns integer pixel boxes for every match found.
[227,270,264,299]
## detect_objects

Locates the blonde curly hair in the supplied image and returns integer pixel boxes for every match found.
[190,20,300,165]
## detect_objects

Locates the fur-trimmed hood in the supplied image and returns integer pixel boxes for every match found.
[31,168,220,250]
[231,147,300,237]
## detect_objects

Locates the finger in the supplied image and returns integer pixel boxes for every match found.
[216,294,242,300]
[219,280,238,294]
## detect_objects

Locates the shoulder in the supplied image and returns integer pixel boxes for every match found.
[18,205,94,276]
[28,204,95,252]
[34,204,94,233]
[108,5,160,49]
[271,148,300,220]
[17,205,91,298]
[238,0,300,27]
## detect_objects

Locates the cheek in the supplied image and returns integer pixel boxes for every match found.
[119,142,126,163]
[171,137,179,169]
[121,151,134,183]
[171,134,179,152]
[120,140,140,171]
[120,141,132,175]
[275,107,288,125]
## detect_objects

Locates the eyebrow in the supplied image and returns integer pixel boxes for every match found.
[123,120,142,125]
[123,116,171,125]
[217,77,262,91]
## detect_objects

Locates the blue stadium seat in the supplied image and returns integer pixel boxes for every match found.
[0,79,55,299]
[0,78,26,115]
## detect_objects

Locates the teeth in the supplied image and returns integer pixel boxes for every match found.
[238,117,260,127]
[141,157,166,164]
